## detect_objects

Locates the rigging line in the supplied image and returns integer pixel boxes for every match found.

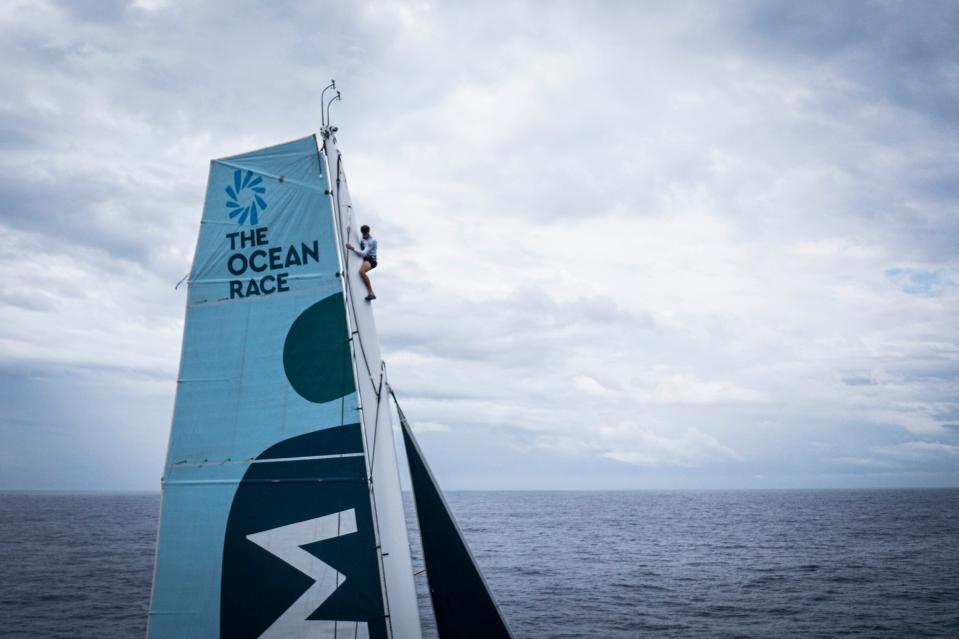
[388,385,402,416]
[340,320,348,434]
[324,147,368,441]
[334,511,342,639]
[334,152,379,397]
[330,156,371,457]
[367,365,386,480]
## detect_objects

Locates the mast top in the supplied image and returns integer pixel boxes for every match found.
[321,78,342,138]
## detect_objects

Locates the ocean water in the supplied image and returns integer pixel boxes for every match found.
[1,490,957,638]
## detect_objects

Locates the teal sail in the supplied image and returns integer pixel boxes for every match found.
[148,135,417,638]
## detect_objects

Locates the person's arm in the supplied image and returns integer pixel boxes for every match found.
[345,238,372,257]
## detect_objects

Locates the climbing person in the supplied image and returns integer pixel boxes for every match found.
[346,225,378,301]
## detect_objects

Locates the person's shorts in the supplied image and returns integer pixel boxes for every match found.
[363,256,378,270]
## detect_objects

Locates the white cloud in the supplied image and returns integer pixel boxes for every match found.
[791,238,884,260]
[876,441,959,460]
[410,421,451,434]
[602,428,741,468]
[572,375,613,398]
[1,1,957,488]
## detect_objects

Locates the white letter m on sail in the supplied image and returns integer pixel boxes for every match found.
[246,509,369,639]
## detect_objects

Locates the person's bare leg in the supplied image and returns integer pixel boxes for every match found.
[359,261,374,297]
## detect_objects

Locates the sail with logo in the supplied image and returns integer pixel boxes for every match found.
[148,92,512,638]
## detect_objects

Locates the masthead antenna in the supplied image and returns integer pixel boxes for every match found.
[320,79,336,127]
[325,90,342,130]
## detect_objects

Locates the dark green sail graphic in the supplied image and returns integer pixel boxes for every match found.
[219,295,386,639]
[394,396,513,639]
[220,423,387,639]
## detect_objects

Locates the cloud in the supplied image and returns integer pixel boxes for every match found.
[885,267,954,297]
[602,427,741,468]
[409,421,451,434]
[876,441,959,461]
[572,375,613,398]
[1,0,957,488]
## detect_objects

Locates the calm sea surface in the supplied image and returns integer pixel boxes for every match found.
[1,490,957,638]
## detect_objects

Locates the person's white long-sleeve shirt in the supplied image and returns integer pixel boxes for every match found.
[355,235,377,258]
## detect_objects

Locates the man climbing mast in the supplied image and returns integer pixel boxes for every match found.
[346,224,378,301]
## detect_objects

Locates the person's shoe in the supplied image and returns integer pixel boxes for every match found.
[365,294,377,301]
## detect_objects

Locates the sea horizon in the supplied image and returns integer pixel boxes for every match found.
[3,485,959,494]
[3,489,959,637]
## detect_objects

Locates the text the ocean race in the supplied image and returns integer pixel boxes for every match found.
[224,227,320,299]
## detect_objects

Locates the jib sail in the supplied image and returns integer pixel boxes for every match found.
[393,394,514,639]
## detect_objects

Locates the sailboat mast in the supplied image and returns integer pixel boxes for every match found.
[322,126,423,639]
[321,128,394,639]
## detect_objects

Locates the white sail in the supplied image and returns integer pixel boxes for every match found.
[323,129,423,638]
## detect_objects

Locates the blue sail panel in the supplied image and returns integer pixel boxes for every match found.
[148,136,388,639]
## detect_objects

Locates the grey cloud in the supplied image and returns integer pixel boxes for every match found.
[51,0,131,23]
[842,376,876,386]
[381,287,655,368]
[0,175,143,261]
[715,2,959,262]
[741,1,959,121]
[885,268,953,297]
[2,0,958,489]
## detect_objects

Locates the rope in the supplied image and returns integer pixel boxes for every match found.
[333,152,379,398]
[388,386,409,427]
[333,150,382,461]
[368,364,386,475]
[388,385,400,413]
[340,319,349,438]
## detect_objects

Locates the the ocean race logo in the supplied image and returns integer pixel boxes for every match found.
[226,169,267,226]
[220,167,326,300]
[224,227,321,299]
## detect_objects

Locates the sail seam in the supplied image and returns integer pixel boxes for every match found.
[161,478,362,486]
[167,452,364,469]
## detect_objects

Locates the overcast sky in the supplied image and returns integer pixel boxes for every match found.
[1,0,957,490]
